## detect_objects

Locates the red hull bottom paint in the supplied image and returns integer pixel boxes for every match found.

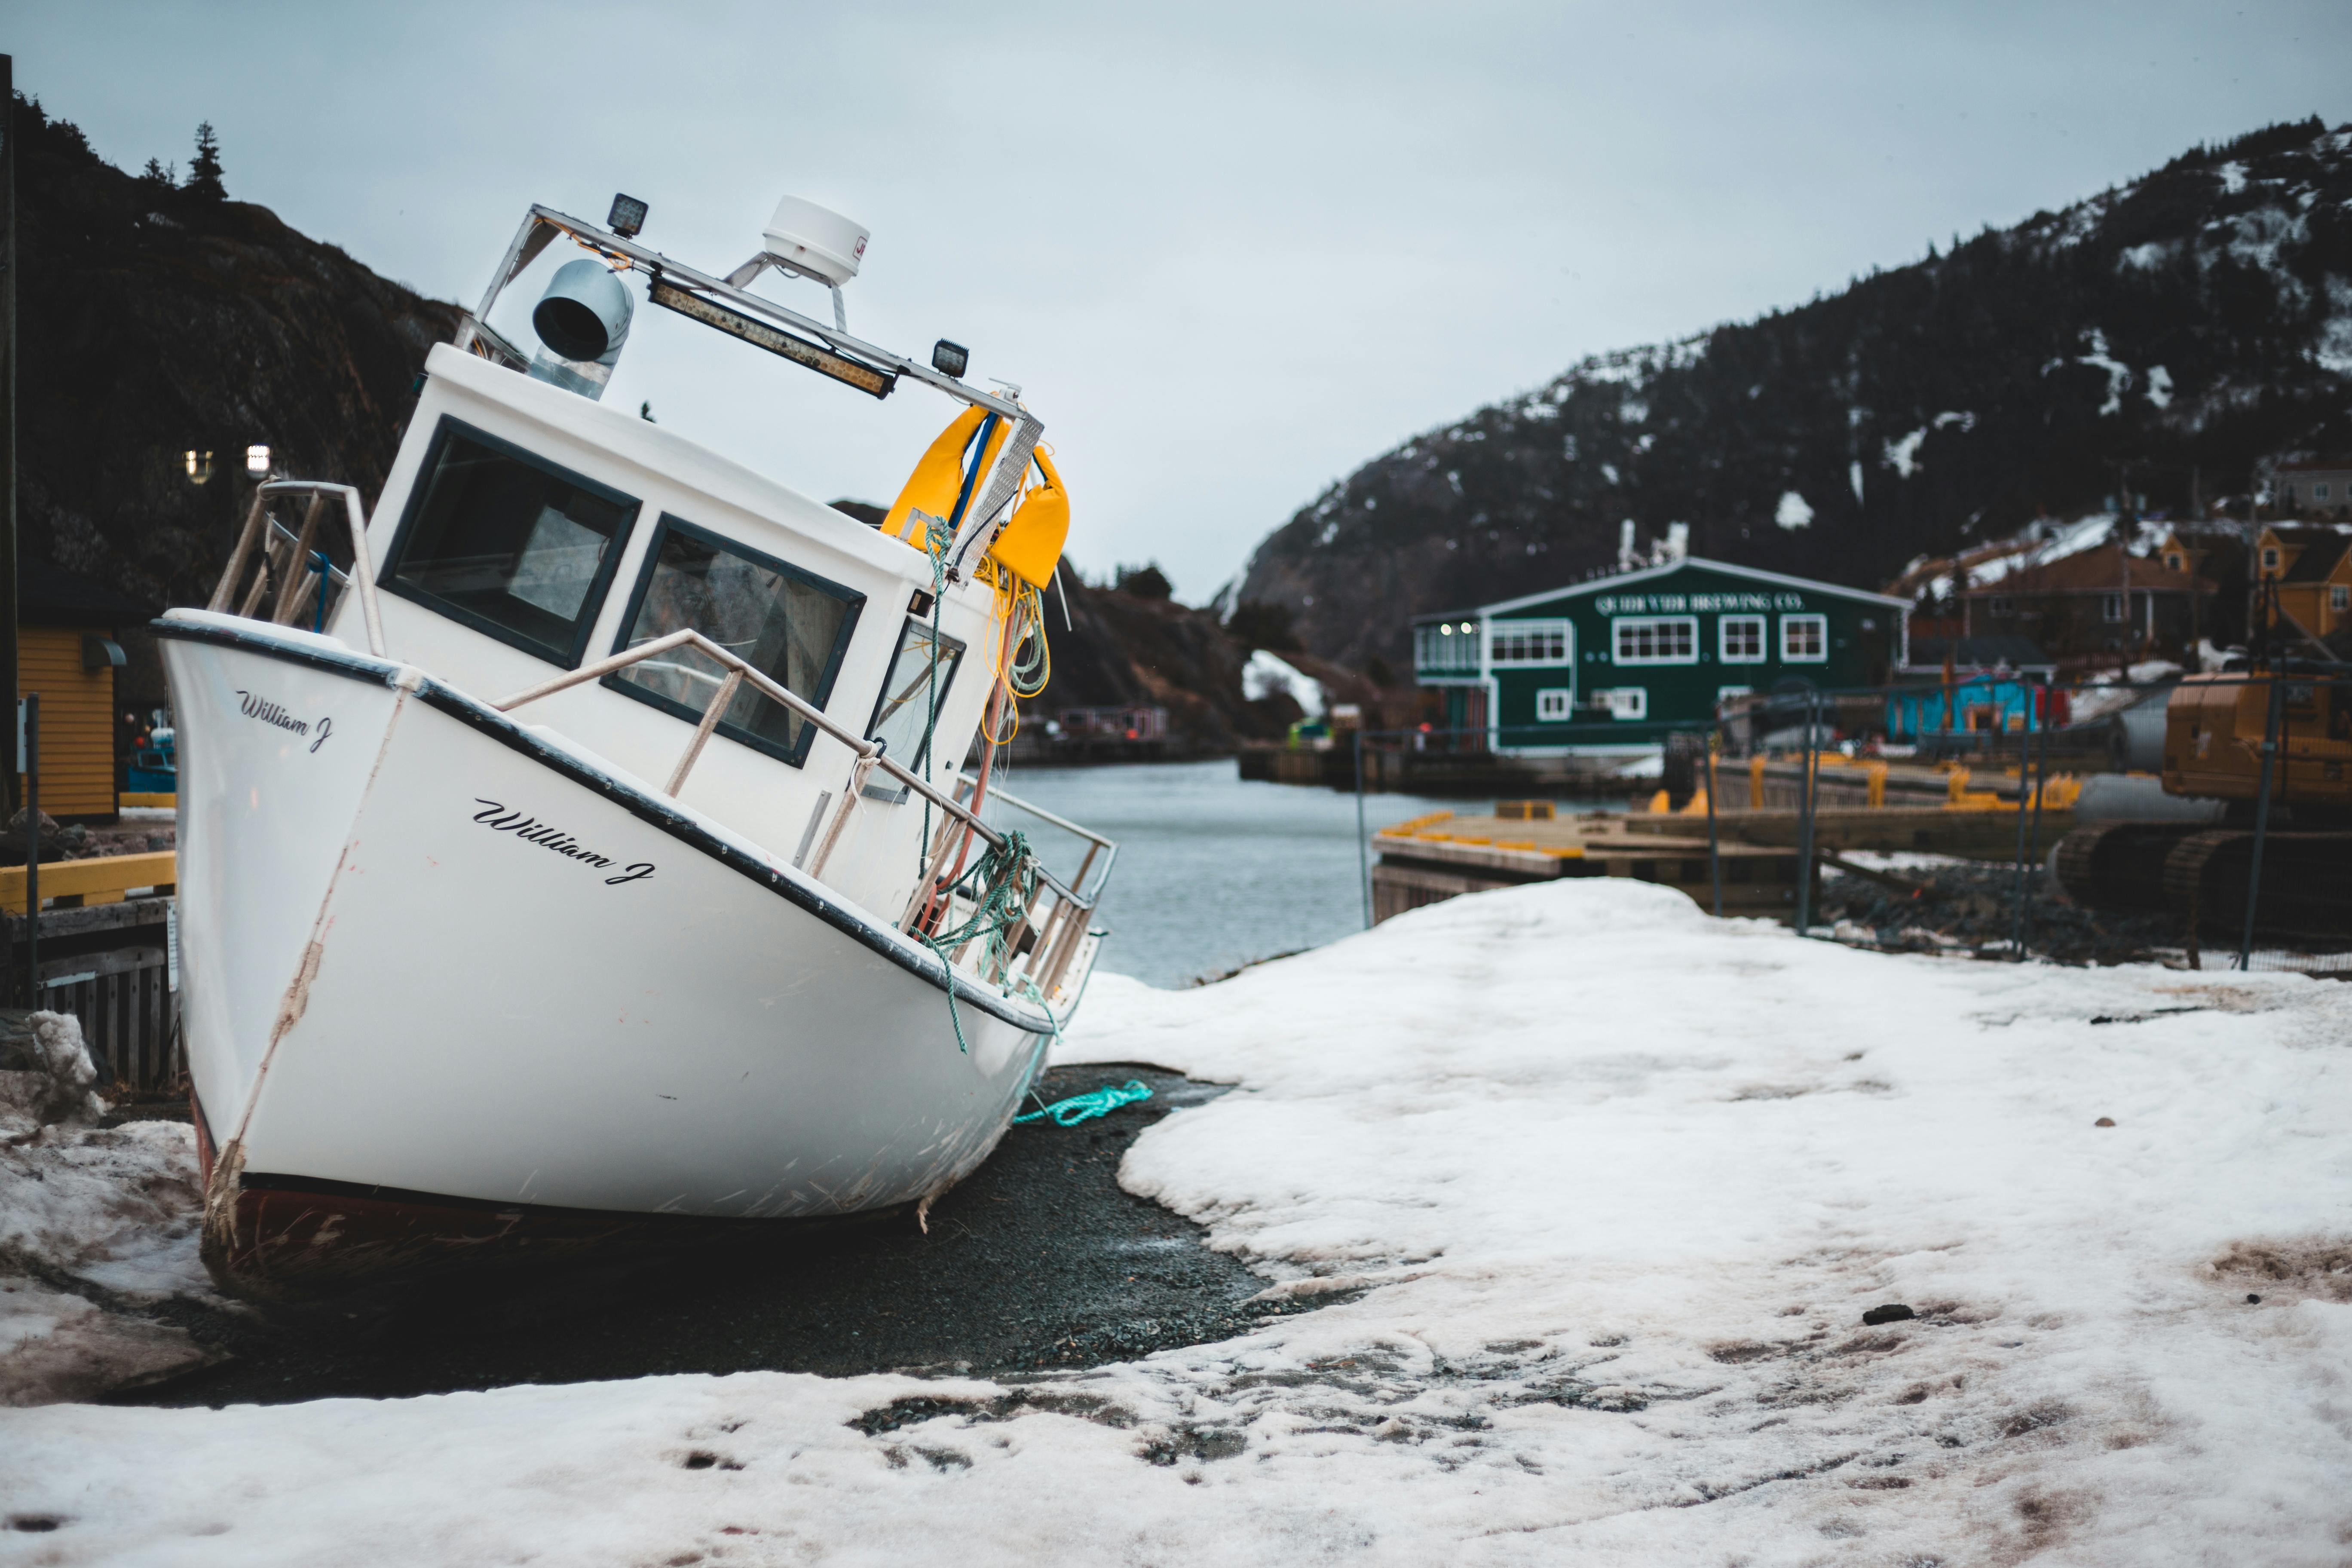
[199,1173,914,1302]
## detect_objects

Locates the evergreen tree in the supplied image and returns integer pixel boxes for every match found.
[139,157,175,191]
[185,121,225,200]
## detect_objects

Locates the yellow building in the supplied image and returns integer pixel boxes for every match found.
[2253,524,2352,644]
[18,561,150,821]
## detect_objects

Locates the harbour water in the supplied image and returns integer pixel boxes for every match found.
[988,759,1618,989]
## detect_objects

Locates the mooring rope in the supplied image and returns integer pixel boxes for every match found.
[919,827,1041,1054]
[1016,1079,1152,1127]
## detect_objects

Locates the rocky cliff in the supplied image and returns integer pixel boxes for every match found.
[13,95,462,705]
[1239,117,2352,669]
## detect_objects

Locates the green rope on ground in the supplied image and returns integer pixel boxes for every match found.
[1016,1079,1152,1127]
[921,827,1041,1055]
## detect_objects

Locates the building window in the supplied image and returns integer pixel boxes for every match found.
[1415,619,1481,674]
[1989,595,2014,618]
[2263,547,2281,573]
[1488,619,1572,666]
[1716,685,1753,707]
[2164,553,2183,572]
[2101,591,2125,622]
[1535,688,1574,722]
[2333,585,2349,613]
[1595,687,1647,720]
[1779,613,1827,662]
[1612,616,1697,665]
[2320,484,2334,501]
[1718,614,1766,663]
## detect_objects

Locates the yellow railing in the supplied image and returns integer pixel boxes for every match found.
[1,850,178,914]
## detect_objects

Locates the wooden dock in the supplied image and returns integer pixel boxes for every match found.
[1371,786,2076,926]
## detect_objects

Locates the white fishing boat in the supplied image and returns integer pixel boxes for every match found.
[164,193,1115,1299]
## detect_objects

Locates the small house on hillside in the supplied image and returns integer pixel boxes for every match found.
[19,560,153,821]
[1956,543,2208,668]
[2275,461,2352,521]
[2253,523,2352,645]
[1411,557,1907,753]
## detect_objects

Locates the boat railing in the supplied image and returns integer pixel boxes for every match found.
[897,775,1116,1002]
[208,481,389,658]
[491,631,1109,1004]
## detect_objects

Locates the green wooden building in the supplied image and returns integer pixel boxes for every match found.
[1412,557,1910,753]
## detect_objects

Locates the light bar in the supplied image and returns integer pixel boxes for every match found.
[648,276,896,399]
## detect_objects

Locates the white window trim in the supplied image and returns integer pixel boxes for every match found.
[1612,615,1699,666]
[2332,585,2349,611]
[2100,592,2125,623]
[1487,618,1574,668]
[1716,685,1753,707]
[1534,687,1574,722]
[1779,612,1828,663]
[1594,687,1648,720]
[1718,614,1766,664]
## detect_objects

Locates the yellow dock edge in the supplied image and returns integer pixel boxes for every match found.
[0,850,178,914]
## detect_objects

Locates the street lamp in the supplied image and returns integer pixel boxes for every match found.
[245,444,272,480]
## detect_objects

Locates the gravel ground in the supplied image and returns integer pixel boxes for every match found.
[1818,860,2193,966]
[118,1063,1308,1409]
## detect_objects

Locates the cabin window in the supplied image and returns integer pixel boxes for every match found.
[1988,595,2014,618]
[1488,619,1572,666]
[863,618,968,797]
[2262,547,2280,573]
[1718,615,1766,663]
[1716,685,1753,706]
[1596,687,1647,720]
[607,516,864,767]
[385,420,640,666]
[1415,620,1481,673]
[1779,613,1827,662]
[2334,585,2349,612]
[1612,616,1697,665]
[2101,592,2125,622]
[1534,688,1573,722]
[2165,553,2183,572]
[2319,484,2334,501]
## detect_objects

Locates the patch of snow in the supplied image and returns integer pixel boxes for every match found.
[2077,328,2132,416]
[1774,490,1814,531]
[1611,751,1664,778]
[1965,514,2124,586]
[1848,459,1865,502]
[1600,462,1620,486]
[1883,427,1929,478]
[1619,398,1648,425]
[1241,650,1325,718]
[2218,160,2248,194]
[2315,279,2352,377]
[2120,240,2174,270]
[11,885,2352,1559]
[2145,365,2174,407]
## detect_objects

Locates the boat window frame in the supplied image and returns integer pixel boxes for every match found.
[860,616,970,802]
[381,415,645,670]
[601,511,867,769]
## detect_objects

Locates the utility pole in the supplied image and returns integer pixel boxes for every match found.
[0,56,18,825]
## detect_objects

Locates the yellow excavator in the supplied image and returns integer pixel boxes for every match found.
[2056,585,2352,939]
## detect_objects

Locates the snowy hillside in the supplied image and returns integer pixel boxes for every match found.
[1240,118,2352,669]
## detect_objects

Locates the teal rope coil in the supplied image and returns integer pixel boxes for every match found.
[1017,1079,1152,1127]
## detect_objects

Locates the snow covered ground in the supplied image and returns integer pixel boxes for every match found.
[5,879,2351,1564]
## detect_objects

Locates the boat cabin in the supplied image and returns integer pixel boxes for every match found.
[283,201,1065,927]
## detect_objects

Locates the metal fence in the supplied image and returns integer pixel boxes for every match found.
[1345,668,2352,976]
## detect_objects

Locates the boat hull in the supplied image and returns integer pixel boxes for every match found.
[160,615,1070,1300]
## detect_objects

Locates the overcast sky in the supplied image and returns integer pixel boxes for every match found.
[11,2,2352,600]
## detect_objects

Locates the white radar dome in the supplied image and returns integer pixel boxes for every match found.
[760,195,869,287]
